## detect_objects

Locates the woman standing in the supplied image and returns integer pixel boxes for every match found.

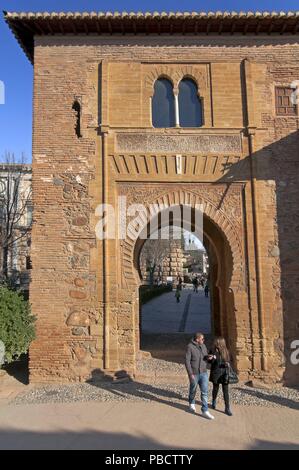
[209,337,233,416]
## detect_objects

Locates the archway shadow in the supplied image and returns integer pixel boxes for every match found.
[140,332,213,365]
[140,332,191,364]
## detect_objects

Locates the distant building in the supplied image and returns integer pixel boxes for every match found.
[140,229,186,284]
[0,164,32,295]
[184,238,210,276]
[140,235,210,284]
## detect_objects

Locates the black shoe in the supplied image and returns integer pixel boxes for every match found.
[225,409,233,416]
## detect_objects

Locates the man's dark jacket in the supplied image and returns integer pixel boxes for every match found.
[185,340,209,377]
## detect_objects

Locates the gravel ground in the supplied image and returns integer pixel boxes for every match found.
[11,380,299,409]
[6,356,299,409]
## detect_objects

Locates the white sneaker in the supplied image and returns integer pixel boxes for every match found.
[202,411,215,420]
[189,403,196,413]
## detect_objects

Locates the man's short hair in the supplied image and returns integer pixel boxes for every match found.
[194,332,204,340]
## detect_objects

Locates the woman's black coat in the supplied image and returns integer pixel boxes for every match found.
[209,349,229,384]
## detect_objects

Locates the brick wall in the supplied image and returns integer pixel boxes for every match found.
[29,34,299,384]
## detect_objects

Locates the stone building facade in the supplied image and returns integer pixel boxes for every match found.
[184,240,208,276]
[139,235,207,284]
[5,11,299,385]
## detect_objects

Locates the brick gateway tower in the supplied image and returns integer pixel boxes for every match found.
[5,11,299,385]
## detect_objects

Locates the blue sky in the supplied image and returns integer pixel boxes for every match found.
[0,0,298,161]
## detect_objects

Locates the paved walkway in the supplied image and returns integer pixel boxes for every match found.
[1,289,297,450]
[142,288,211,334]
[0,401,298,449]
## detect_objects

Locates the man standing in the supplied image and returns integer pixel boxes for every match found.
[185,332,215,420]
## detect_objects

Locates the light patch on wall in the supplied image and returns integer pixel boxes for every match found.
[290,80,299,106]
[41,177,53,183]
[176,155,182,174]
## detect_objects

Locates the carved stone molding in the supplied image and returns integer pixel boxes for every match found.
[143,64,208,98]
[116,133,242,154]
[110,153,243,178]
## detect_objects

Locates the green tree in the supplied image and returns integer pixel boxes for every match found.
[0,286,35,363]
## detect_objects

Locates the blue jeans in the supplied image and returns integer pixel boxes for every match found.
[188,372,209,413]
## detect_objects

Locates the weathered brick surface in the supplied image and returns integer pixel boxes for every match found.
[29,34,299,385]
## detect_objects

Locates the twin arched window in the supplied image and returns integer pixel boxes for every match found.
[152,77,203,128]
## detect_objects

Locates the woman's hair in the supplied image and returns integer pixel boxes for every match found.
[212,337,230,362]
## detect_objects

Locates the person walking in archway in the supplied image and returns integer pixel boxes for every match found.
[185,332,215,420]
[177,275,183,291]
[204,278,209,297]
[192,276,199,293]
[175,286,181,303]
[209,337,233,416]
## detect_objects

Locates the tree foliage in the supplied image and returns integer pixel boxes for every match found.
[0,286,35,363]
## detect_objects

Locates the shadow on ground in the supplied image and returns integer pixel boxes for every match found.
[0,428,297,450]
[0,429,181,450]
[86,370,191,414]
[140,333,213,364]
[234,386,299,410]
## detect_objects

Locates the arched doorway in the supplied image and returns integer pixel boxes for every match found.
[113,185,249,379]
[133,208,235,368]
[137,227,212,366]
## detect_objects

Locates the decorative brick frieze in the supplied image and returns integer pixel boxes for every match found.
[116,133,242,154]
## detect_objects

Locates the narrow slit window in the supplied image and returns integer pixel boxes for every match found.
[72,100,82,138]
